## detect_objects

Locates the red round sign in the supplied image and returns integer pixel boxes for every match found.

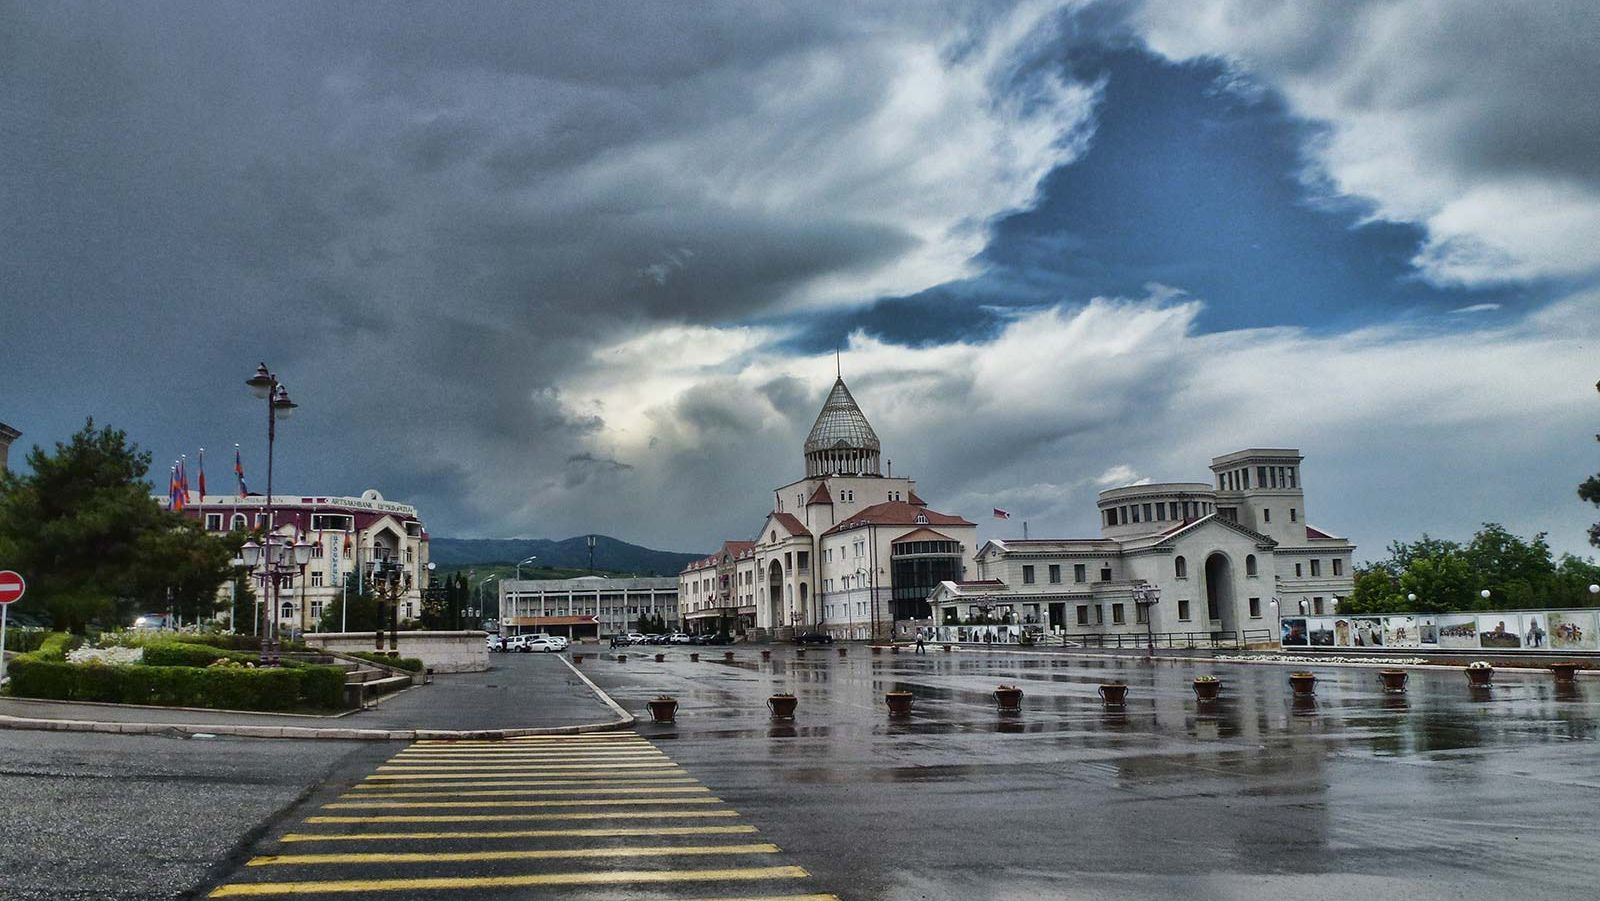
[0,571,25,605]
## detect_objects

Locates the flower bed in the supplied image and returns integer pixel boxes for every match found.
[343,651,425,672]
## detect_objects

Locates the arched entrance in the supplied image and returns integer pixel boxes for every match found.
[767,561,784,632]
[798,583,810,629]
[1204,552,1236,635]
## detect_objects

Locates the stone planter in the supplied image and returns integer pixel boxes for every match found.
[767,694,798,719]
[572,654,584,663]
[616,654,627,663]
[1192,677,1221,701]
[885,691,914,716]
[1289,672,1317,696]
[723,651,735,662]
[942,644,953,652]
[761,650,771,661]
[1551,662,1580,683]
[994,685,1023,711]
[1098,683,1128,706]
[891,645,901,654]
[1379,670,1408,692]
[837,647,848,658]
[871,646,882,655]
[647,697,678,723]
[690,652,699,662]
[1466,665,1494,687]
[796,648,807,658]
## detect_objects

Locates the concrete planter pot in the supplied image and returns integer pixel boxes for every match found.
[654,653,665,662]
[767,694,798,719]
[690,653,699,662]
[1098,683,1128,706]
[616,654,627,663]
[1379,670,1408,692]
[1551,662,1580,683]
[837,647,848,658]
[1466,665,1494,687]
[871,646,883,655]
[941,644,953,652]
[1192,677,1221,701]
[1289,672,1317,696]
[885,691,914,716]
[796,648,807,658]
[994,685,1023,711]
[647,697,678,723]
[723,651,735,662]
[572,654,584,663]
[761,650,771,661]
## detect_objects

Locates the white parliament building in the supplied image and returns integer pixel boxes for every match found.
[935,449,1357,642]
[680,376,978,641]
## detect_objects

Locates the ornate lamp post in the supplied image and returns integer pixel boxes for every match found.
[1132,582,1161,656]
[243,363,299,665]
[239,533,311,665]
[370,556,412,653]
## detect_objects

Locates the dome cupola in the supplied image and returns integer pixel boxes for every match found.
[804,377,881,477]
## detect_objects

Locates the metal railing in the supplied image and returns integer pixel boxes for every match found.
[1056,630,1246,650]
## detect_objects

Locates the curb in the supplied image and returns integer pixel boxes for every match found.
[0,658,637,741]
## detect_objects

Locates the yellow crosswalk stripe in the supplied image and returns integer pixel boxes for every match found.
[249,842,781,866]
[207,866,810,896]
[279,824,760,843]
[306,810,740,824]
[386,755,669,763]
[342,786,711,800]
[390,752,666,760]
[348,777,697,790]
[378,762,670,770]
[362,769,684,780]
[324,797,722,810]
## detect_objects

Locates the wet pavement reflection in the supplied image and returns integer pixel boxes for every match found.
[581,646,1600,900]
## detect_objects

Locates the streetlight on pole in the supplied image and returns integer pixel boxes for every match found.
[480,575,499,636]
[1132,582,1160,656]
[239,533,311,665]
[243,363,299,665]
[370,555,411,653]
[516,556,538,582]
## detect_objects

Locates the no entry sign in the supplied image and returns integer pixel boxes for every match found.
[0,571,24,605]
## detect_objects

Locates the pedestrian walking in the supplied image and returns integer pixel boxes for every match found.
[915,632,926,654]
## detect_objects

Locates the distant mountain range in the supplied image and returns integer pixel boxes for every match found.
[428,535,704,576]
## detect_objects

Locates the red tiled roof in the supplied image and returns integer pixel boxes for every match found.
[1306,526,1341,540]
[892,527,956,543]
[723,540,755,555]
[770,511,812,537]
[823,501,972,536]
[907,490,927,506]
[807,483,833,505]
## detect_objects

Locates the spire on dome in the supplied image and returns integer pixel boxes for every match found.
[804,377,881,478]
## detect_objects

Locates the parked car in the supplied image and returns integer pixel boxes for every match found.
[530,633,569,651]
[485,635,507,652]
[794,631,835,644]
[667,633,693,644]
[521,637,561,653]
[621,632,647,645]
[132,613,171,631]
[702,633,733,645]
[502,634,529,652]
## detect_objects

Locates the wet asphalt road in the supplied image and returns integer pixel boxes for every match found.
[585,645,1600,901]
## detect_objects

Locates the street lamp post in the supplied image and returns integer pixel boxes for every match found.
[370,556,411,653]
[1132,582,1161,656]
[243,363,299,665]
[516,556,538,582]
[240,533,311,665]
[480,576,499,637]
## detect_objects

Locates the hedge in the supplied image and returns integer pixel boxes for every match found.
[345,651,425,672]
[100,631,307,653]
[3,629,51,654]
[140,641,260,669]
[6,656,349,712]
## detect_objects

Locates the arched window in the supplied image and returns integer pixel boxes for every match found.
[1175,556,1188,579]
[1246,554,1257,576]
[231,513,247,531]
[280,602,295,619]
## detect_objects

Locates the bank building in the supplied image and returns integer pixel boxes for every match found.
[680,376,1355,644]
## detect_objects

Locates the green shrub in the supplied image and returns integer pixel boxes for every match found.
[6,657,349,712]
[31,632,79,661]
[141,641,256,668]
[3,628,51,653]
[345,651,425,672]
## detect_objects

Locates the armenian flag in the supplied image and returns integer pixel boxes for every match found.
[197,447,207,499]
[234,444,248,498]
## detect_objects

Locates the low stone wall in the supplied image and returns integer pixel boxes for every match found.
[304,631,489,673]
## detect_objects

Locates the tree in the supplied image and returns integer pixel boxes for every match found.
[318,587,384,632]
[1343,564,1403,615]
[0,420,236,632]
[1398,554,1475,612]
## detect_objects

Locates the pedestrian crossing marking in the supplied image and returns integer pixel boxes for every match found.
[279,824,760,842]
[348,777,697,789]
[376,762,674,771]
[362,768,685,779]
[307,810,741,824]
[341,786,713,800]
[323,796,724,810]
[248,842,782,866]
[208,865,811,896]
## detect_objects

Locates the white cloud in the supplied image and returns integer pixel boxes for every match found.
[1450,303,1501,315]
[539,288,1600,557]
[1129,1,1600,286]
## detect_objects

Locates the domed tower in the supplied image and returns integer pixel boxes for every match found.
[804,377,881,477]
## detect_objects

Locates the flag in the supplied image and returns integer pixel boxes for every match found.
[993,508,1010,520]
[177,456,189,511]
[197,448,207,499]
[234,444,248,498]
[168,464,180,510]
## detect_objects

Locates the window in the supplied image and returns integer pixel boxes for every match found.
[1022,565,1035,585]
[1131,505,1141,523]
[311,572,324,587]
[1099,567,1112,582]
[1076,605,1089,626]
[231,513,248,531]
[1048,564,1061,584]
[205,513,223,531]
[280,602,294,619]
[1073,564,1086,583]
[1263,508,1271,523]
[1259,466,1268,487]
[1174,556,1187,579]
[1248,597,1261,618]
[1310,559,1321,577]
[1178,599,1191,621]
[1142,503,1152,522]
[310,600,324,620]
[311,514,354,532]
[1246,555,1257,576]
[1289,508,1297,522]
[1094,604,1104,625]
[1105,508,1117,526]
[1313,596,1324,615]
[1333,559,1344,577]
[1112,603,1125,625]
[404,548,413,564]
[1135,604,1148,625]
[312,542,325,559]
[1295,563,1303,577]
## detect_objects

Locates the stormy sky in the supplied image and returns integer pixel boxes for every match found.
[3,1,1597,559]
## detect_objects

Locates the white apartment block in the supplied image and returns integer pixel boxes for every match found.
[500,576,679,640]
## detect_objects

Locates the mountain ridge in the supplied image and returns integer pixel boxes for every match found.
[428,535,705,576]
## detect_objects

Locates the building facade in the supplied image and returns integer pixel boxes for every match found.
[175,490,430,632]
[683,376,978,641]
[500,576,679,640]
[933,448,1355,642]
[0,420,18,473]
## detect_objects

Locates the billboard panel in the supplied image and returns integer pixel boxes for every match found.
[1477,614,1522,649]
[1281,617,1309,646]
[1308,617,1336,646]
[1437,614,1478,649]
[1549,611,1598,651]
[1384,615,1420,648]
[1349,616,1384,647]
[1417,615,1439,646]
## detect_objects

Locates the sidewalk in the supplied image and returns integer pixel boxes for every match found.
[0,654,631,740]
